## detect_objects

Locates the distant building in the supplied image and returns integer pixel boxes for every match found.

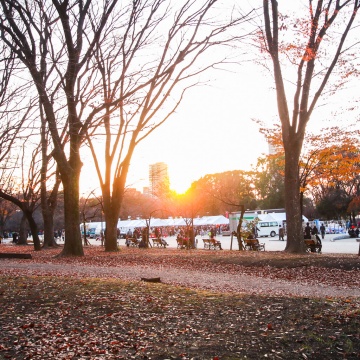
[149,162,169,197]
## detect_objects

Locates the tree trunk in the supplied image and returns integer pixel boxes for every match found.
[17,213,28,245]
[42,210,58,248]
[17,209,42,251]
[82,218,90,246]
[59,173,84,256]
[236,206,245,250]
[104,211,119,251]
[103,176,125,252]
[284,149,306,253]
[40,125,60,248]
[25,211,42,251]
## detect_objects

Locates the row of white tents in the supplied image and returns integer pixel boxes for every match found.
[82,215,230,236]
[82,212,309,237]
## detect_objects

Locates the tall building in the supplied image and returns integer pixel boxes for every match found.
[149,162,169,197]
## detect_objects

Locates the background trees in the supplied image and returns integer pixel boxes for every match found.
[186,171,257,215]
[0,0,254,255]
[0,0,126,256]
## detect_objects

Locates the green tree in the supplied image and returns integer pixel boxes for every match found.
[255,155,285,210]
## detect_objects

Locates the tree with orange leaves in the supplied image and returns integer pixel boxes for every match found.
[262,0,360,253]
[258,122,360,221]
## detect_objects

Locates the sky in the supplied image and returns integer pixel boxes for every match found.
[80,1,359,196]
[80,57,275,195]
[126,64,274,193]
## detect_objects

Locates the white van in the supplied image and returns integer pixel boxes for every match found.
[257,221,280,237]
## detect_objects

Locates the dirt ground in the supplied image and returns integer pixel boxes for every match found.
[0,245,359,359]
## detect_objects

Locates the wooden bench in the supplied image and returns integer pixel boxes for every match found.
[126,237,139,247]
[202,238,222,250]
[244,238,265,251]
[304,239,322,253]
[203,238,212,249]
[0,253,32,259]
[152,238,168,248]
[176,237,190,249]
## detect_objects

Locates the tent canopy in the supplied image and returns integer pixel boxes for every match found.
[84,215,230,235]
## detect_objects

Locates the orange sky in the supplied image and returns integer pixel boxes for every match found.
[80,1,359,196]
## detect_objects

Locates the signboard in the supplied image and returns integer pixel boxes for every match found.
[229,211,259,233]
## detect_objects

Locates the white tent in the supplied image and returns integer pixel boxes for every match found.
[261,212,308,224]
[84,215,230,236]
[201,215,229,225]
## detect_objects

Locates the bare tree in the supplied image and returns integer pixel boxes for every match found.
[0,136,44,250]
[0,0,123,256]
[0,45,30,164]
[85,1,255,251]
[262,0,360,253]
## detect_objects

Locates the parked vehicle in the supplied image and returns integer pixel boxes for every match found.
[257,221,281,237]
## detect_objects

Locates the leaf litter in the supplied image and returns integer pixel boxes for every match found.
[0,245,359,359]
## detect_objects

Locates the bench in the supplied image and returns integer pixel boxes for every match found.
[0,253,32,259]
[126,237,139,247]
[244,238,265,251]
[152,238,168,248]
[202,238,222,250]
[176,237,190,249]
[304,239,322,253]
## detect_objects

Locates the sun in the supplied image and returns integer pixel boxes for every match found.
[169,171,192,194]
[170,181,190,195]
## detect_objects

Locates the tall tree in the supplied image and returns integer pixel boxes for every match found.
[262,0,360,252]
[85,1,255,251]
[0,0,121,256]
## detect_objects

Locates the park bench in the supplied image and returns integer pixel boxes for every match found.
[244,238,265,251]
[203,238,211,249]
[202,238,222,250]
[176,237,190,249]
[304,239,322,253]
[0,253,32,259]
[127,237,139,247]
[152,237,168,248]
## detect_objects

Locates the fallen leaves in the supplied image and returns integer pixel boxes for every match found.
[0,246,359,358]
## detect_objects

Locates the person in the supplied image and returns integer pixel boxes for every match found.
[348,227,356,238]
[279,225,285,241]
[311,225,318,236]
[304,222,312,239]
[160,237,168,247]
[320,223,326,239]
[12,232,18,244]
[216,239,223,250]
[312,234,322,253]
[251,224,259,238]
[133,228,140,240]
[355,226,360,237]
